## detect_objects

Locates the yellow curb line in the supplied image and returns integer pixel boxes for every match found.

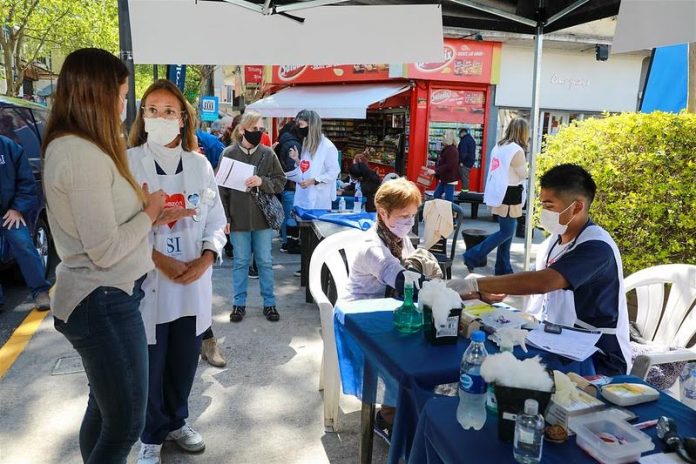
[0,309,49,380]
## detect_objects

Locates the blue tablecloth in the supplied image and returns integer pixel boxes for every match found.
[409,375,696,464]
[334,302,597,464]
[293,206,375,231]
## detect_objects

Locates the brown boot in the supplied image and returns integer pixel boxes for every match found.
[200,337,227,367]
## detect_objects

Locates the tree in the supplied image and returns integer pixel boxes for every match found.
[0,0,118,96]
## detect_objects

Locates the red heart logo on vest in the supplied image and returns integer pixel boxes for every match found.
[490,157,500,172]
[299,159,310,173]
[165,193,185,228]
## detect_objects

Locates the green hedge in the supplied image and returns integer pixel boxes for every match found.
[536,112,696,275]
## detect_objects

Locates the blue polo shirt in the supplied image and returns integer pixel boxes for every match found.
[548,222,626,375]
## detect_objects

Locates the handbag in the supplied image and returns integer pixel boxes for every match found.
[502,184,523,205]
[250,151,285,230]
[416,165,435,188]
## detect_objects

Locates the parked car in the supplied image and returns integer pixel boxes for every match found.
[0,96,52,275]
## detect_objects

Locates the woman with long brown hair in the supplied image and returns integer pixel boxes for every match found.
[41,48,179,464]
[464,117,529,275]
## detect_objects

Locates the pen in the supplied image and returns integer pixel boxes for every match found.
[633,419,658,430]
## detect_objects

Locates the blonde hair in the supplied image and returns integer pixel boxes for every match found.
[442,130,459,147]
[233,110,263,144]
[42,48,144,202]
[499,117,529,151]
[374,177,422,215]
[296,109,322,156]
[128,79,197,152]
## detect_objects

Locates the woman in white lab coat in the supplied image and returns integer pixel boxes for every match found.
[127,80,226,464]
[286,109,341,210]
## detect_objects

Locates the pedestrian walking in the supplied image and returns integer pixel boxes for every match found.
[463,117,529,275]
[458,127,476,191]
[432,130,460,201]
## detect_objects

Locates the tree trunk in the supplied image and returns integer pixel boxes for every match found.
[688,43,696,112]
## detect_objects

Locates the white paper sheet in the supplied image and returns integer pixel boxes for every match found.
[526,326,601,362]
[215,157,255,192]
[639,452,684,463]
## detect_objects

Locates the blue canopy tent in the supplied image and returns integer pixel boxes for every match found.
[641,44,688,113]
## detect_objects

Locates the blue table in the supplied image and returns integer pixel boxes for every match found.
[409,375,696,464]
[334,302,597,464]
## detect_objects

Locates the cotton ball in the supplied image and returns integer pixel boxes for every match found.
[481,352,553,392]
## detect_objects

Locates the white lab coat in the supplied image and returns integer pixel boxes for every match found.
[483,142,525,208]
[128,145,227,344]
[286,135,340,210]
[525,225,632,373]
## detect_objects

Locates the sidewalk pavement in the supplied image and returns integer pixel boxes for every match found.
[0,209,543,464]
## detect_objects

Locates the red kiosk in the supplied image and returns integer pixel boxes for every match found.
[258,39,501,192]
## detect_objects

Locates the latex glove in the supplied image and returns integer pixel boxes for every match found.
[403,270,423,290]
[446,276,479,295]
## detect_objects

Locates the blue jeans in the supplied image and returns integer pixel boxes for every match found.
[0,224,51,304]
[433,182,455,201]
[53,277,148,464]
[230,229,275,307]
[464,215,517,275]
[279,190,296,244]
[141,316,202,445]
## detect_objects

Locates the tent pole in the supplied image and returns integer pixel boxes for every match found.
[523,22,544,271]
[118,0,136,129]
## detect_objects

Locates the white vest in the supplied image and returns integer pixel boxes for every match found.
[286,136,340,210]
[127,145,227,344]
[483,142,524,208]
[525,224,632,373]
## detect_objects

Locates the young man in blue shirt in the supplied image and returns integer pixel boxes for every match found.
[453,164,630,376]
[0,135,51,310]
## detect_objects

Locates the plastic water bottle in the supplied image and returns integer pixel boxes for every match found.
[338,197,346,213]
[353,186,363,213]
[457,330,488,430]
[513,399,545,464]
[682,367,696,410]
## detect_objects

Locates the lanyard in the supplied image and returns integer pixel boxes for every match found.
[544,219,592,268]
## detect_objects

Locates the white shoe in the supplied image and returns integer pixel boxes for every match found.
[137,443,162,464]
[166,423,205,452]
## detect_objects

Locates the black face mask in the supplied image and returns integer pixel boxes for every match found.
[298,126,309,138]
[244,129,262,147]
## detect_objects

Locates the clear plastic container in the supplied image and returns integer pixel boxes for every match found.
[570,410,655,464]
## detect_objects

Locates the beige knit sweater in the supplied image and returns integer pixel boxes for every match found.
[43,135,154,321]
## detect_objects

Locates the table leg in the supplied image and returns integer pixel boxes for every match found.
[359,361,377,464]
[471,202,479,219]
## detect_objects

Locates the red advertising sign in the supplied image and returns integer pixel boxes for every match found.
[269,64,390,84]
[407,39,500,84]
[245,65,264,85]
[429,89,485,124]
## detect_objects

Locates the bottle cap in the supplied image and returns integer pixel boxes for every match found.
[524,399,538,415]
[471,330,485,343]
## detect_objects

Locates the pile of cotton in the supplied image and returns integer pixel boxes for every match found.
[418,280,461,327]
[480,351,554,392]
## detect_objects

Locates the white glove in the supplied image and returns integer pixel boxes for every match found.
[446,276,479,295]
[403,270,423,290]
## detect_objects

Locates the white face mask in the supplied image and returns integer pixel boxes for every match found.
[144,117,181,146]
[539,201,576,235]
[119,98,127,123]
[388,216,415,238]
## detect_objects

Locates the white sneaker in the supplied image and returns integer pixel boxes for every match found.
[137,443,162,464]
[166,423,205,452]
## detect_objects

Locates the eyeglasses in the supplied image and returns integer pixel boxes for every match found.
[141,105,184,120]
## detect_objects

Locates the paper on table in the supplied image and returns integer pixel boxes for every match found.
[215,157,255,192]
[526,326,601,362]
[640,453,684,463]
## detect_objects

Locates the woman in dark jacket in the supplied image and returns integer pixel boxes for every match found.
[276,121,303,252]
[347,162,380,212]
[433,130,460,201]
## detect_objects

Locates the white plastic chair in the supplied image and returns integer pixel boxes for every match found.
[625,264,696,381]
[309,229,368,432]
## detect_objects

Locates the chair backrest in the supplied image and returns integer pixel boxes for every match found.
[624,264,696,348]
[413,200,466,262]
[309,229,368,307]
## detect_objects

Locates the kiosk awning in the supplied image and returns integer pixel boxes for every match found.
[246,83,410,119]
